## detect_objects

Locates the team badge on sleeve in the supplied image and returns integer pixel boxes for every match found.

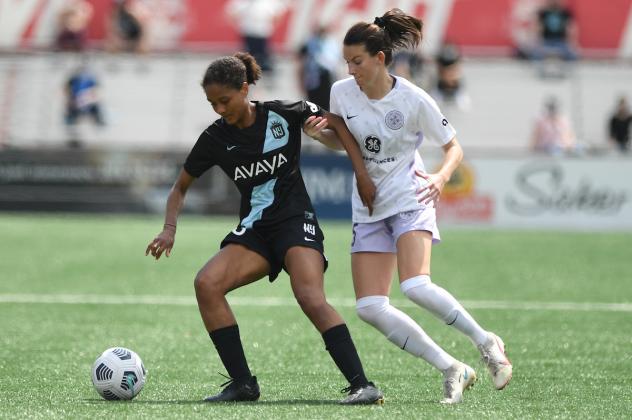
[385,110,405,130]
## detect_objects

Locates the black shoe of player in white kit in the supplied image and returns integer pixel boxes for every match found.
[204,375,260,402]
[339,382,385,405]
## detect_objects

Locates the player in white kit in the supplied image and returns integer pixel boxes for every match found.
[304,9,512,404]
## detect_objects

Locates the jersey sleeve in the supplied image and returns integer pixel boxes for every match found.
[183,129,217,177]
[270,100,323,125]
[300,100,324,122]
[329,84,341,115]
[416,92,456,146]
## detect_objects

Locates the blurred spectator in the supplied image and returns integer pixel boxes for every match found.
[297,26,340,110]
[532,0,578,62]
[510,0,539,60]
[55,0,93,52]
[430,43,470,111]
[608,96,632,153]
[531,97,578,155]
[391,50,425,85]
[226,0,288,73]
[106,0,150,54]
[64,63,105,145]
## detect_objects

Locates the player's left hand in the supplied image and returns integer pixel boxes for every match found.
[415,170,447,205]
[145,228,175,260]
[302,115,328,139]
[356,173,376,215]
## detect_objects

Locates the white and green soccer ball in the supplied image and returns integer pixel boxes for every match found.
[91,347,146,400]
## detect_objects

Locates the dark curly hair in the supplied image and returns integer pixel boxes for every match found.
[201,52,262,89]
[343,8,423,66]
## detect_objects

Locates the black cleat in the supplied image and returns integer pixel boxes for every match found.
[339,382,385,405]
[204,375,260,402]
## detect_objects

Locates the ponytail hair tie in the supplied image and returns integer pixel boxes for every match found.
[373,16,386,28]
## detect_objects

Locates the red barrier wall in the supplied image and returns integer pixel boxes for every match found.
[2,0,631,57]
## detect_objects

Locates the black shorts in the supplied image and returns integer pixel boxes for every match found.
[220,213,328,282]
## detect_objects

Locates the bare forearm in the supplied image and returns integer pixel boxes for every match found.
[326,114,370,178]
[437,138,463,182]
[164,187,185,227]
[312,128,345,151]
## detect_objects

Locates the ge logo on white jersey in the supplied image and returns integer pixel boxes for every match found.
[364,136,381,154]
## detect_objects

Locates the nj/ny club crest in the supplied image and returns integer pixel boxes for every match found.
[270,120,285,139]
[385,110,405,130]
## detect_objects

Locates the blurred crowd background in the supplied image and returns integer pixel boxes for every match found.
[0,0,631,229]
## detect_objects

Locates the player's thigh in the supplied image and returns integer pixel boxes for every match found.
[285,246,326,300]
[196,244,270,293]
[351,252,397,298]
[396,230,432,281]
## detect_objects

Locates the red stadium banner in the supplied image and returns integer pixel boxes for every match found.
[1,0,631,57]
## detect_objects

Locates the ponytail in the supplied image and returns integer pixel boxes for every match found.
[233,52,262,85]
[344,8,422,65]
[201,52,262,90]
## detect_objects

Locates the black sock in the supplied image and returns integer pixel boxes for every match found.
[208,325,252,382]
[322,324,369,387]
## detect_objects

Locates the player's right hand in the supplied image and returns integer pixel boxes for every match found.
[302,115,328,139]
[145,229,175,260]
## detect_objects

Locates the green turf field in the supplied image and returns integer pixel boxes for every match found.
[1,214,631,419]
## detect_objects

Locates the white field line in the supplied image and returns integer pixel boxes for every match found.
[0,294,631,312]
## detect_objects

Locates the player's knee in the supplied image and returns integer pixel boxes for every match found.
[400,274,432,299]
[294,290,327,316]
[193,267,227,298]
[356,295,389,325]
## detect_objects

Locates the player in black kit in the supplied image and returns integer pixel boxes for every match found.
[145,52,382,404]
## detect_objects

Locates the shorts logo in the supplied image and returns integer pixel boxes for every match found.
[303,223,316,236]
[364,135,381,154]
[270,120,285,139]
[442,118,448,126]
[304,211,314,221]
[385,110,405,130]
[399,211,416,221]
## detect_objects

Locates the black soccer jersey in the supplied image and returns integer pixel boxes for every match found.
[184,100,322,229]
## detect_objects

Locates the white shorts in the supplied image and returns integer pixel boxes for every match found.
[350,207,441,253]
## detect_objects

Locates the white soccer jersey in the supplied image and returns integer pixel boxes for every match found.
[330,76,456,223]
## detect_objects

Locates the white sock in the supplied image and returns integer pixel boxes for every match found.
[401,275,489,346]
[356,295,455,371]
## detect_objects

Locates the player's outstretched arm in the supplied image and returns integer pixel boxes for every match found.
[323,112,376,215]
[145,169,195,260]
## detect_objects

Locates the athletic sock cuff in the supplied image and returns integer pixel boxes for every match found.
[356,295,389,309]
[322,324,351,348]
[400,274,431,294]
[209,324,240,343]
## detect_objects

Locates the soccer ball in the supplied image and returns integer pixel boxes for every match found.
[91,347,146,400]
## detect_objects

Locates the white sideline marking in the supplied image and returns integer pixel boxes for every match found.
[0,294,631,312]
